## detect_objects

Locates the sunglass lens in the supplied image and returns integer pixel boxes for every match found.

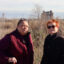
[48,26,51,29]
[52,25,55,28]
[47,25,55,29]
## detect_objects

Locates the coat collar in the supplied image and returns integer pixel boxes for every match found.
[10,29,30,39]
[48,32,61,39]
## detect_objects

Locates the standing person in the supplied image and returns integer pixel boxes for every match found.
[41,19,64,64]
[0,18,34,64]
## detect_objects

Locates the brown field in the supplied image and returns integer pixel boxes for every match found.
[0,18,64,64]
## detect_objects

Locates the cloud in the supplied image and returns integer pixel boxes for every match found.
[0,0,34,12]
[0,0,64,13]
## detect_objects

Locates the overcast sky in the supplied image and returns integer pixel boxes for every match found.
[0,0,64,18]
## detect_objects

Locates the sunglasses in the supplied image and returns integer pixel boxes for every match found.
[47,25,56,29]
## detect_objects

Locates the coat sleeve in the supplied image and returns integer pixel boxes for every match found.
[0,35,10,64]
[40,47,47,64]
[59,38,64,64]
[40,38,47,64]
[27,34,34,64]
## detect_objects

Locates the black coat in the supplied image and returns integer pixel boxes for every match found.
[41,33,64,64]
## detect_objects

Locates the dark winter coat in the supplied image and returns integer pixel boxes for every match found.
[41,33,64,64]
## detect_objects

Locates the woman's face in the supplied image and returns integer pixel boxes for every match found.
[47,22,59,35]
[17,21,29,35]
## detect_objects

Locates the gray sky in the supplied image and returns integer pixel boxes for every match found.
[0,0,64,18]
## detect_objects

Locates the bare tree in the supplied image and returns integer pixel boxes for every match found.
[30,4,43,20]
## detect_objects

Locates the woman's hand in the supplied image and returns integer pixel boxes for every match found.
[8,57,17,64]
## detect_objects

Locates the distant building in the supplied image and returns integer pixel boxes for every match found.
[41,10,53,21]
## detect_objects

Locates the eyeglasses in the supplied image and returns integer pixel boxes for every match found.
[47,25,56,29]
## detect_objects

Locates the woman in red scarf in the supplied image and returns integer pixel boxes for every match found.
[0,19,34,64]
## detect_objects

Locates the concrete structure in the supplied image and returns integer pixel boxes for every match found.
[41,10,53,21]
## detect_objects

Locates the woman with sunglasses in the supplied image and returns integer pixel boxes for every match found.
[41,19,64,64]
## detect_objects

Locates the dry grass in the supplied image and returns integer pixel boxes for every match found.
[0,18,64,64]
